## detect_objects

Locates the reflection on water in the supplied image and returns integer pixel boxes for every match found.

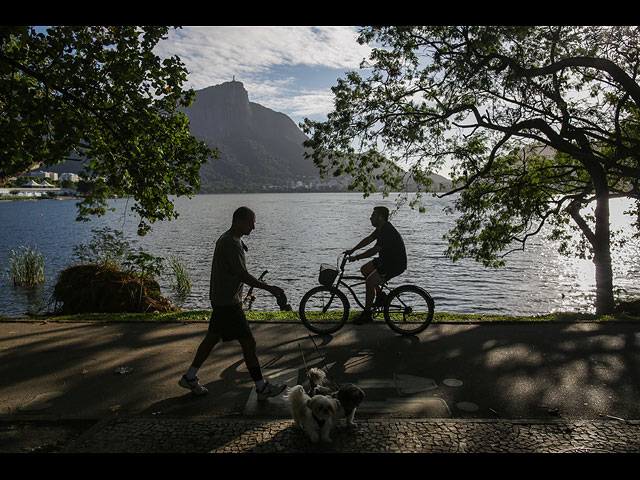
[1,193,638,317]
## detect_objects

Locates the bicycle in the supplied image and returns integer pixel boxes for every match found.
[298,253,435,336]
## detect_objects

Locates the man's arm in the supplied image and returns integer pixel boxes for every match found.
[349,244,381,262]
[345,234,376,255]
[239,270,283,297]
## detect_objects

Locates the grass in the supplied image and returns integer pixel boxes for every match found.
[5,246,45,287]
[167,255,192,294]
[2,309,638,324]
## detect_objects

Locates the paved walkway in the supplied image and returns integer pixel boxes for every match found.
[2,320,640,453]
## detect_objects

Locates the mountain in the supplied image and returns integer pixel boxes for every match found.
[185,81,452,193]
[184,81,319,192]
[39,80,452,193]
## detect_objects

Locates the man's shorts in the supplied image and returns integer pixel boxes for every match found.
[208,303,253,342]
[372,257,405,282]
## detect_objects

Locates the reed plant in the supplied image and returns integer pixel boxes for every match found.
[168,255,192,294]
[6,245,45,287]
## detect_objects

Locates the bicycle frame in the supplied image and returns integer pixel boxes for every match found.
[328,254,389,312]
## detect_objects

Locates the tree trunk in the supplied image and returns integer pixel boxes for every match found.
[570,162,616,315]
[593,191,615,315]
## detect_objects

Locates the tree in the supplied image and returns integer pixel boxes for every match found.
[302,26,640,315]
[1,26,215,235]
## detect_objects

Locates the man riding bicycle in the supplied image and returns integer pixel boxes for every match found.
[344,206,407,325]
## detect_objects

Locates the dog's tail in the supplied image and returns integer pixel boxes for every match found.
[308,367,326,387]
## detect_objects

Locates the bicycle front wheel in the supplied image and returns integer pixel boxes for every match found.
[383,285,434,335]
[299,286,349,335]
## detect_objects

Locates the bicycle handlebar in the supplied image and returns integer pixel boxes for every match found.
[339,252,349,271]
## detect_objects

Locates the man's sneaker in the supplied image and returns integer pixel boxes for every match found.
[179,374,208,396]
[353,310,374,325]
[256,381,287,400]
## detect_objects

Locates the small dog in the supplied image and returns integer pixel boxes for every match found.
[308,368,365,427]
[288,385,339,443]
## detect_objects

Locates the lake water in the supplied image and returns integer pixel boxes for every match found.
[1,192,638,318]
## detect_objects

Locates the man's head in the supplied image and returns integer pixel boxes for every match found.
[370,206,389,228]
[232,206,256,236]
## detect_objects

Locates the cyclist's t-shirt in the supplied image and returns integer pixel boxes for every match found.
[209,230,247,306]
[372,221,407,274]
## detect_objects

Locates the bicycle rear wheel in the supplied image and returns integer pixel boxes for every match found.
[383,285,434,335]
[299,286,349,334]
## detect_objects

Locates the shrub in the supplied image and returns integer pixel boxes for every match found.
[73,227,131,268]
[61,227,173,314]
[53,264,177,314]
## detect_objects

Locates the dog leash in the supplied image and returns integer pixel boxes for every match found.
[294,326,340,391]
[306,332,338,387]
[284,304,339,391]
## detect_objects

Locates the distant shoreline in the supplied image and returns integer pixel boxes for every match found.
[0,190,450,201]
[0,195,77,201]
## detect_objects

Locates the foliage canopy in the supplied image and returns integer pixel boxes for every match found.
[302,26,640,314]
[1,26,215,235]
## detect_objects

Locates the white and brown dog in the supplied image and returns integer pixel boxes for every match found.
[288,384,339,443]
[307,368,365,428]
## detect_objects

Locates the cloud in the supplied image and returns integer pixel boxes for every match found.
[266,87,337,123]
[154,26,371,122]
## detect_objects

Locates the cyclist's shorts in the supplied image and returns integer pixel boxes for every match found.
[208,303,253,342]
[373,257,405,281]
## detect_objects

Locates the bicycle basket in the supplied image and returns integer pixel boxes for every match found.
[318,264,338,286]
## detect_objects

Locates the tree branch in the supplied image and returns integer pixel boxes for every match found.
[0,52,134,163]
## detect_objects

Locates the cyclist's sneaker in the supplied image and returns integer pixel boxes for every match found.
[179,374,208,396]
[373,292,387,307]
[353,310,373,325]
[256,381,287,400]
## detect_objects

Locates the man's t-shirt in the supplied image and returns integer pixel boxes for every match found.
[372,221,407,272]
[209,230,247,306]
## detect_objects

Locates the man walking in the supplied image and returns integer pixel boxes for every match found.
[345,206,407,325]
[179,206,287,399]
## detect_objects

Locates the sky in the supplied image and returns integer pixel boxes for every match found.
[153,26,373,127]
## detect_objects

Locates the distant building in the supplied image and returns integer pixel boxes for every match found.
[30,171,59,181]
[60,172,79,182]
